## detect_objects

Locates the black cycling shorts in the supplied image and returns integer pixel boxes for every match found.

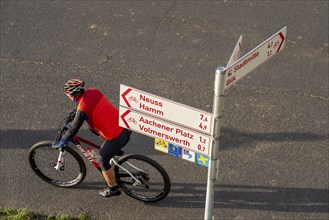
[97,129,132,171]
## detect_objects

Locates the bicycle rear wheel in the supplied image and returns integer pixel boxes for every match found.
[114,154,171,203]
[28,140,86,187]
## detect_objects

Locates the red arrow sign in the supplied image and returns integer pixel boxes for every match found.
[121,88,132,108]
[119,106,211,155]
[277,32,285,53]
[120,109,131,128]
[225,27,287,90]
[120,85,212,134]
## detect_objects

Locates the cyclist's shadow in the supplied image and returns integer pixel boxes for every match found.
[75,182,329,214]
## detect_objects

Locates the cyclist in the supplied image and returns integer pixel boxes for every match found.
[54,79,132,198]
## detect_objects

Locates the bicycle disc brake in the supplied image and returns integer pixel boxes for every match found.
[53,164,65,171]
[134,171,150,188]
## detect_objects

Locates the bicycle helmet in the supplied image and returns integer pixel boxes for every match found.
[64,79,85,95]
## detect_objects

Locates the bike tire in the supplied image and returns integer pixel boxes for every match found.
[114,154,171,203]
[28,140,86,187]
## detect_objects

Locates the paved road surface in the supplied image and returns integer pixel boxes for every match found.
[1,1,328,219]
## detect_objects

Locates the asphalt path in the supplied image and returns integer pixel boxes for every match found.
[0,1,328,219]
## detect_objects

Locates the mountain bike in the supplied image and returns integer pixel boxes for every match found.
[28,108,171,203]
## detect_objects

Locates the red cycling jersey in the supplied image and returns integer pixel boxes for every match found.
[77,88,123,140]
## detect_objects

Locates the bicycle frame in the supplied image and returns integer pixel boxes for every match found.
[54,135,143,186]
[54,136,102,172]
[72,136,102,171]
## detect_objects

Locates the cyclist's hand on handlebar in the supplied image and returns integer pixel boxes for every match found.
[52,140,68,149]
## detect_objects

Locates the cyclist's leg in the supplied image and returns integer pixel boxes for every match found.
[98,129,132,197]
[97,129,132,172]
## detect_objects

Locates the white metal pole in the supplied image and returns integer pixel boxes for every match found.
[204,67,226,220]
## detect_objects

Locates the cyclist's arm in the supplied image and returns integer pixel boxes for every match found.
[60,110,87,143]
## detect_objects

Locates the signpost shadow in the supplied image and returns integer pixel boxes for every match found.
[154,183,329,213]
[219,127,328,151]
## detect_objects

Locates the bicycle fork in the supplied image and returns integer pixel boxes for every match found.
[54,150,65,171]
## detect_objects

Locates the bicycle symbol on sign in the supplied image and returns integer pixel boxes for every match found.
[128,117,137,124]
[128,96,138,103]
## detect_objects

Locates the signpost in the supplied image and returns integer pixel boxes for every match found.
[204,27,287,220]
[118,26,287,220]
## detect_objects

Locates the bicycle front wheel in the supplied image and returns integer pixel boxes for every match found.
[115,154,171,203]
[28,140,86,187]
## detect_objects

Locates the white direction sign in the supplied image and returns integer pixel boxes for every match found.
[226,35,243,68]
[225,27,287,89]
[119,106,211,156]
[120,84,212,134]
